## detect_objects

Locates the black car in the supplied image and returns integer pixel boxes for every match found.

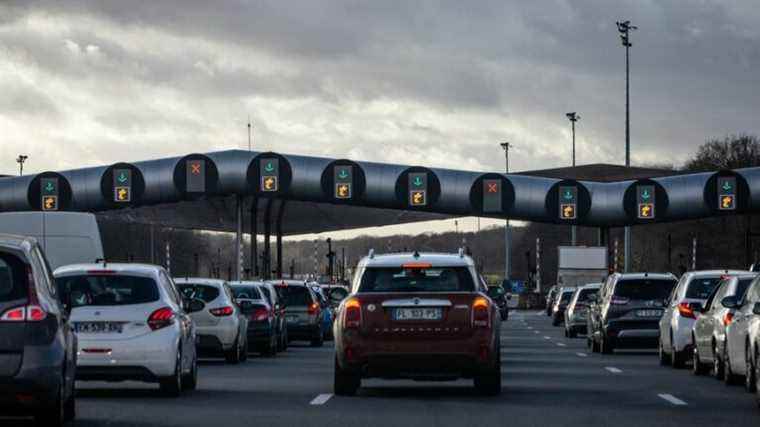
[230,283,279,356]
[487,285,510,321]
[0,234,77,426]
[551,288,575,326]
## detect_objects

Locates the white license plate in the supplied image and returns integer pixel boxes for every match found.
[636,309,663,318]
[393,308,442,321]
[286,315,300,323]
[74,322,123,334]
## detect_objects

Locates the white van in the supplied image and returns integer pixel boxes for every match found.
[0,212,104,269]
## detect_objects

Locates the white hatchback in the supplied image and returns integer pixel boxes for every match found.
[55,263,200,396]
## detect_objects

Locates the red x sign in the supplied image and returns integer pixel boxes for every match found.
[487,182,498,193]
[190,162,201,175]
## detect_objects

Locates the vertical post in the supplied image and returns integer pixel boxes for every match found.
[501,142,512,282]
[263,199,273,280]
[624,226,631,272]
[276,201,286,279]
[535,237,542,294]
[692,235,697,271]
[251,197,259,277]
[313,239,318,279]
[165,241,171,275]
[235,195,243,281]
[150,224,155,264]
[613,237,619,272]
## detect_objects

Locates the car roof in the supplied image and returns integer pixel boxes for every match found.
[173,277,227,286]
[228,280,265,287]
[54,263,164,277]
[613,272,677,280]
[357,252,475,268]
[580,283,602,290]
[682,270,749,280]
[270,279,308,287]
[0,233,37,248]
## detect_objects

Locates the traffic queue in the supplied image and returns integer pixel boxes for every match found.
[547,269,760,409]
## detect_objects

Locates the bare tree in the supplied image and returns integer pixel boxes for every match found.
[684,134,760,171]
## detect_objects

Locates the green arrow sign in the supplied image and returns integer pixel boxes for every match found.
[338,170,349,179]
[264,162,274,173]
[641,189,651,200]
[563,190,573,200]
[413,177,423,187]
[45,182,54,192]
[117,173,128,183]
[722,181,732,191]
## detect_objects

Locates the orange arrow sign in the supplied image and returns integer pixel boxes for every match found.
[721,195,734,209]
[336,184,351,199]
[639,204,653,218]
[262,176,278,191]
[411,191,426,206]
[562,205,575,219]
[42,196,58,211]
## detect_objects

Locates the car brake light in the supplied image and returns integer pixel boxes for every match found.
[307,302,320,316]
[723,312,734,326]
[677,302,696,319]
[210,306,234,317]
[473,296,490,328]
[1,266,49,323]
[344,298,361,329]
[252,307,270,322]
[148,307,175,330]
[1,307,26,321]
[402,262,433,269]
[86,270,116,275]
[610,296,629,305]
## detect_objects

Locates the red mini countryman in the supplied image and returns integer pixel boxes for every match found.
[333,250,502,396]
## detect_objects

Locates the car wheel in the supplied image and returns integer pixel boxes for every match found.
[225,337,242,364]
[159,349,183,397]
[240,335,249,362]
[712,342,724,379]
[281,327,289,350]
[334,357,360,396]
[182,354,198,391]
[658,339,671,366]
[724,344,741,386]
[754,348,760,408]
[591,335,600,353]
[262,333,277,357]
[568,328,577,339]
[746,346,757,393]
[35,382,65,427]
[552,316,560,327]
[63,391,76,423]
[311,327,325,347]
[600,335,613,355]
[693,345,708,376]
[670,332,685,369]
[474,346,502,396]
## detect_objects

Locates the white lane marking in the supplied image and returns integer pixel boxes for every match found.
[605,367,623,374]
[658,394,687,406]
[576,352,588,357]
[310,394,334,405]
[543,336,552,340]
[527,327,533,330]
[534,331,540,334]
[556,343,566,347]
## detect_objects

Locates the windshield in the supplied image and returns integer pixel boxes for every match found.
[685,277,723,299]
[358,267,475,293]
[559,291,573,304]
[57,274,159,307]
[176,284,220,303]
[577,288,598,302]
[278,286,312,307]
[614,278,677,300]
[230,285,261,300]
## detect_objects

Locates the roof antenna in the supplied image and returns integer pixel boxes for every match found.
[247,115,252,152]
[368,249,375,259]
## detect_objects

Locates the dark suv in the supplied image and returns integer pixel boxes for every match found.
[588,272,677,354]
[0,234,77,426]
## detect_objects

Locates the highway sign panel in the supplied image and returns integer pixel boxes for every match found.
[483,179,502,213]
[186,159,206,192]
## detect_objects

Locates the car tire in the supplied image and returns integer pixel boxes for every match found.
[63,392,76,423]
[754,348,760,408]
[712,343,724,379]
[225,337,242,364]
[568,328,577,339]
[600,335,613,355]
[182,354,198,391]
[311,328,325,347]
[474,346,502,396]
[659,339,671,366]
[692,345,708,376]
[746,346,757,393]
[334,357,360,396]
[724,345,741,386]
[591,335,600,353]
[35,382,65,427]
[159,349,183,397]
[240,336,249,363]
[552,316,560,327]
[281,327,289,351]
[670,333,685,369]
[262,334,277,357]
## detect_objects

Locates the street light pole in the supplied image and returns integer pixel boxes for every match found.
[16,155,28,176]
[566,112,580,246]
[500,142,512,283]
[617,19,637,272]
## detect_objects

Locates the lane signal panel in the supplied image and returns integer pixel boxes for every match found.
[409,172,427,207]
[335,165,352,199]
[186,159,206,193]
[637,185,655,219]
[482,179,502,213]
[41,177,59,211]
[718,176,736,211]
[260,158,279,192]
[559,186,577,220]
[113,168,132,202]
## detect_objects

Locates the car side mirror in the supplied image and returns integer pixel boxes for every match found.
[721,296,740,310]
[753,302,760,316]
[185,298,205,314]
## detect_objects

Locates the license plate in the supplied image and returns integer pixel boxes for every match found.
[286,315,300,323]
[74,322,123,334]
[393,307,442,321]
[636,309,663,318]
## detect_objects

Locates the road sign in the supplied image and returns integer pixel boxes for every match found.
[42,195,58,211]
[637,185,655,219]
[558,186,577,220]
[335,183,351,199]
[334,166,352,199]
[408,173,428,207]
[718,177,736,211]
[41,178,59,211]
[186,159,206,192]
[113,169,132,202]
[483,179,502,213]
[114,187,131,202]
[260,158,279,192]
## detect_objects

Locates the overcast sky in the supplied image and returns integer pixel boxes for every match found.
[2,1,759,237]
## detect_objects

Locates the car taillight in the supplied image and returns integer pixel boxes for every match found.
[677,302,696,319]
[252,307,270,322]
[210,306,234,317]
[473,296,490,328]
[1,266,49,322]
[344,298,361,329]
[148,307,175,330]
[610,296,629,305]
[723,312,734,326]
[307,302,320,316]
[1,307,26,321]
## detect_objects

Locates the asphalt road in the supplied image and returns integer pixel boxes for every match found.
[4,311,759,426]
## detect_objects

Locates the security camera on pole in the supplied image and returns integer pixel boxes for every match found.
[616,19,637,272]
[566,112,580,246]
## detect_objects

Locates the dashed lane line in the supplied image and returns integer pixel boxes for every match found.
[658,394,687,406]
[310,394,334,405]
[576,352,588,357]
[556,343,567,347]
[605,367,623,374]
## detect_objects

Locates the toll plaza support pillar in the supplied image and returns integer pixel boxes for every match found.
[235,196,243,281]
[251,197,259,278]
[263,198,274,280]
[275,200,287,279]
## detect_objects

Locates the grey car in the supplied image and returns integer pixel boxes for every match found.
[565,283,601,338]
[0,234,77,426]
[692,273,757,377]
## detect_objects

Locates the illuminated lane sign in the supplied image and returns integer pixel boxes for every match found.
[559,186,577,220]
[637,185,655,219]
[409,172,428,207]
[718,177,736,211]
[482,179,502,213]
[186,159,206,193]
[41,177,59,211]
[260,158,279,192]
[113,168,132,202]
[334,165,352,199]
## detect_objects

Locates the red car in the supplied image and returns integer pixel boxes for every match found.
[333,251,502,395]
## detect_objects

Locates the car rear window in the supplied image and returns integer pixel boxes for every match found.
[176,284,220,303]
[685,277,722,299]
[613,278,677,300]
[57,275,160,307]
[278,286,312,306]
[577,288,598,302]
[735,278,755,299]
[0,253,28,302]
[358,267,475,293]
[259,286,274,304]
[230,285,261,300]
[560,292,573,303]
